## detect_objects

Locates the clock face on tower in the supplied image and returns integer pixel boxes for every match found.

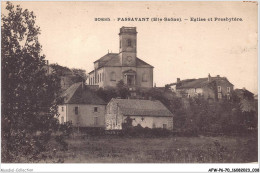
[126,56,133,65]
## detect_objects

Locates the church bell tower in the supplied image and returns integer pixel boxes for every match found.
[119,27,137,66]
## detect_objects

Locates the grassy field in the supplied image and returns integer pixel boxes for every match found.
[42,134,258,163]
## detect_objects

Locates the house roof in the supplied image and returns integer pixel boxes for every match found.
[61,82,106,105]
[110,99,174,117]
[90,53,153,73]
[171,76,233,89]
[234,88,254,100]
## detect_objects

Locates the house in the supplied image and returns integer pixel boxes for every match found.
[233,88,254,101]
[105,99,174,130]
[57,82,106,128]
[88,27,154,90]
[168,74,234,101]
[233,88,256,113]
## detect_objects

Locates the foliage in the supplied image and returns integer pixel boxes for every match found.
[96,87,117,103]
[173,97,257,135]
[58,121,73,137]
[49,63,72,76]
[1,2,61,162]
[122,124,172,138]
[42,135,257,163]
[122,116,133,130]
[71,68,87,81]
[140,87,257,136]
[96,80,130,103]
[116,80,130,99]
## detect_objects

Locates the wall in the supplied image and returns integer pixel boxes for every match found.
[188,88,203,97]
[57,105,67,123]
[105,100,124,130]
[102,66,153,88]
[202,86,216,100]
[105,100,173,130]
[103,67,123,88]
[215,79,233,99]
[58,104,106,128]
[88,68,105,88]
[131,116,173,130]
[136,67,153,88]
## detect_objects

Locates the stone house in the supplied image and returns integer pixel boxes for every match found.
[88,27,154,90]
[168,74,234,101]
[57,82,106,128]
[105,99,174,130]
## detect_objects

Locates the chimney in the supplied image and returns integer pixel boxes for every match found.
[177,78,180,83]
[217,75,220,78]
[208,73,211,82]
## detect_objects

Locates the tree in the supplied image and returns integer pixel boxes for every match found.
[71,68,87,81]
[1,2,61,162]
[116,80,129,99]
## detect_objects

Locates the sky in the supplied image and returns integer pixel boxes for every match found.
[2,1,258,94]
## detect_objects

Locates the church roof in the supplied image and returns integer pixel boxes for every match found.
[90,53,153,73]
[110,99,174,117]
[61,82,106,105]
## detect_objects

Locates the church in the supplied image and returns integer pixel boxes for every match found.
[88,27,154,89]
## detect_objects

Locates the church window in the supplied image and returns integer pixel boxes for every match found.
[75,106,79,115]
[110,72,116,81]
[127,39,132,47]
[142,73,148,82]
[218,86,221,92]
[100,73,102,82]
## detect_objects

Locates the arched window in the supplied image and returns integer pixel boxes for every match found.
[110,72,116,81]
[127,39,132,47]
[97,74,99,83]
[142,73,148,82]
[100,73,102,82]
